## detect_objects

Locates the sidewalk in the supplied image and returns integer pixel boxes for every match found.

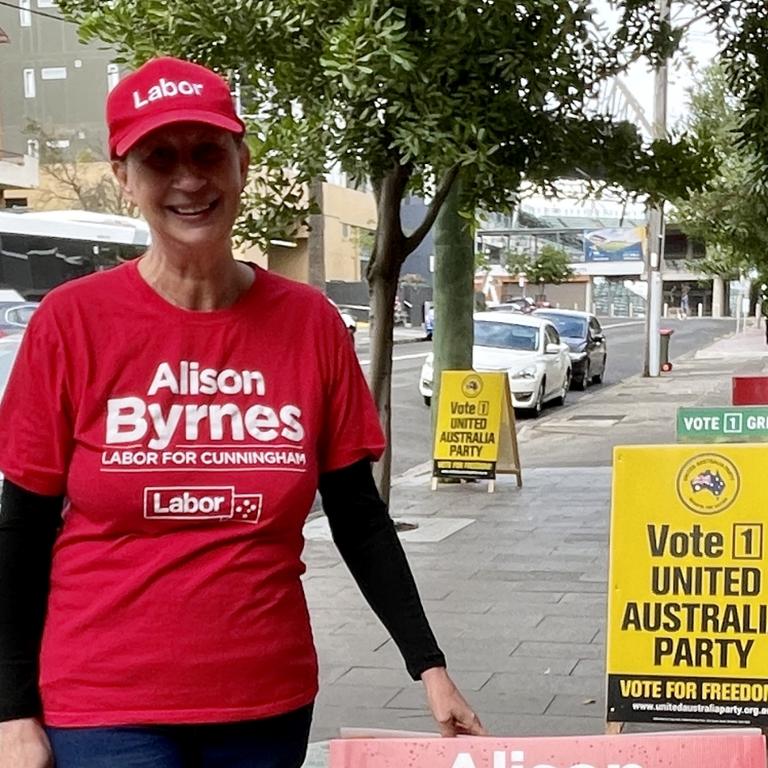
[301,326,768,767]
[356,323,428,347]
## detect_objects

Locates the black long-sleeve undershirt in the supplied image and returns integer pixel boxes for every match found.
[0,461,444,722]
[318,460,446,680]
[0,480,63,721]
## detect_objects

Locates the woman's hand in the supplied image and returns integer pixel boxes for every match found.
[421,667,488,737]
[0,718,53,768]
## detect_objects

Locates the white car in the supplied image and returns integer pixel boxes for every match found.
[0,335,22,491]
[418,312,571,416]
[327,299,357,344]
[0,335,21,399]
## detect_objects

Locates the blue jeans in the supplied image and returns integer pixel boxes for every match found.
[46,704,313,768]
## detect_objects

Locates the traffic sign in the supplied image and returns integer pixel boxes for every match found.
[677,407,768,443]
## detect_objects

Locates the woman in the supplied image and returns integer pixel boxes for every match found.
[0,57,484,767]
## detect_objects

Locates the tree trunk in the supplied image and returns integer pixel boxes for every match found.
[307,177,327,290]
[369,274,399,501]
[367,163,460,502]
[368,166,409,505]
[430,174,475,444]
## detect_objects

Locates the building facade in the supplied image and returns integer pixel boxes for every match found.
[0,4,380,293]
[476,188,729,317]
[0,1,117,163]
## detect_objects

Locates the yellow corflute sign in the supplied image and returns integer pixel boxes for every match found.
[607,444,768,727]
[432,371,520,484]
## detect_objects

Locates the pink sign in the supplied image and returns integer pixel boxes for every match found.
[330,729,766,768]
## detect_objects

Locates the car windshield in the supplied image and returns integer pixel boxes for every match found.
[474,320,539,351]
[539,315,587,339]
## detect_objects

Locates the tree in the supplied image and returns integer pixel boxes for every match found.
[527,244,573,299]
[23,122,137,216]
[58,0,714,499]
[502,250,530,280]
[497,244,573,300]
[704,0,768,162]
[671,64,768,277]
[601,1,768,173]
[429,175,475,446]
[474,250,490,273]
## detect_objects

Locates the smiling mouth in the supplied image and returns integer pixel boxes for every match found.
[167,199,219,216]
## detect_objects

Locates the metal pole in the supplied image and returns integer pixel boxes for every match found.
[647,207,665,377]
[644,0,669,378]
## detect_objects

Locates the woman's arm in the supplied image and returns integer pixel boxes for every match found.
[318,460,486,736]
[0,718,52,768]
[0,480,62,767]
[0,479,63,721]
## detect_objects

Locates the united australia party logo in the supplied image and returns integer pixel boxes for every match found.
[676,452,740,515]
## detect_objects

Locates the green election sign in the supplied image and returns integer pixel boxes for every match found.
[677,407,768,443]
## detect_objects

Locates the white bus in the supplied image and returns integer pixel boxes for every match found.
[0,209,149,298]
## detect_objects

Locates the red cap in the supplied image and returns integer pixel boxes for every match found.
[106,57,246,157]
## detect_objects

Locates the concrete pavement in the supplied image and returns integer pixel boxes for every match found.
[301,323,768,767]
[358,323,428,347]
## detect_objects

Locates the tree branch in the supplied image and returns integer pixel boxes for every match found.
[670,1,730,38]
[591,1,729,82]
[403,165,460,256]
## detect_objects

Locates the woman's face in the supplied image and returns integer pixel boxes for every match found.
[113,123,249,252]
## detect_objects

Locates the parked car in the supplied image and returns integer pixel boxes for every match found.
[0,289,25,303]
[533,308,607,390]
[487,297,536,314]
[418,312,571,416]
[0,302,38,337]
[0,334,23,490]
[0,335,21,398]
[328,300,357,344]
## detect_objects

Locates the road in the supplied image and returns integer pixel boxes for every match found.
[356,317,736,477]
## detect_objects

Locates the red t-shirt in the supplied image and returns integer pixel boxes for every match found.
[0,260,385,726]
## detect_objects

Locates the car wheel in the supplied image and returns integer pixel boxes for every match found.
[555,370,570,405]
[423,395,431,407]
[577,361,590,391]
[528,381,545,417]
[592,355,606,384]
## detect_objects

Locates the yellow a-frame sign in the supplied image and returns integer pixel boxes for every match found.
[431,370,522,492]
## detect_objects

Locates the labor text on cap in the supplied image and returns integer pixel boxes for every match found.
[133,78,204,110]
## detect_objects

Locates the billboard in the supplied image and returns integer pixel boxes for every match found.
[432,371,521,485]
[584,226,645,262]
[608,444,768,727]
